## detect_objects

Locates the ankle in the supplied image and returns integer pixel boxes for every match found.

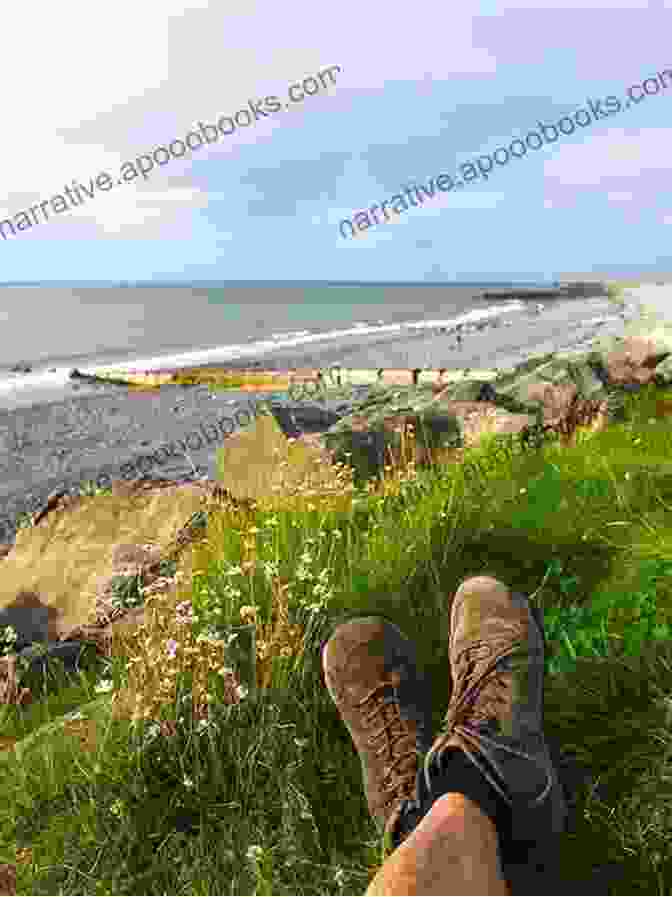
[429,792,499,840]
[396,793,509,895]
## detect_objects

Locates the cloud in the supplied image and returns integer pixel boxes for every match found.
[89,188,211,237]
[543,127,672,188]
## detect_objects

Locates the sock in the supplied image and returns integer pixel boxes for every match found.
[425,749,546,870]
[391,748,511,851]
[423,747,508,830]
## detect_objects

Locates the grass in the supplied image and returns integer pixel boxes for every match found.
[2,382,672,893]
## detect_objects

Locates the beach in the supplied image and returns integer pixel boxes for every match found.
[0,283,652,546]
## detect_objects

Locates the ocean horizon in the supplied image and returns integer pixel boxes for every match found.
[0,281,573,410]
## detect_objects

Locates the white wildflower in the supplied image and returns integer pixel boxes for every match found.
[246,845,264,863]
[334,867,346,888]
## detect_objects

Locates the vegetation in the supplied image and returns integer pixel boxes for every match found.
[2,382,672,893]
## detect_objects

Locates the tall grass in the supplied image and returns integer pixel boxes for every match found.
[2,383,672,894]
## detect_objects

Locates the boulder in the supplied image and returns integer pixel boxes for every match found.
[0,478,240,705]
[323,314,672,484]
[214,408,345,508]
[268,402,342,438]
[0,862,16,896]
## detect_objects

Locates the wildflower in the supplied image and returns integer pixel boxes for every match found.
[246,845,264,863]
[294,737,309,749]
[166,639,179,659]
[109,799,126,819]
[183,776,195,790]
[145,722,161,742]
[95,679,114,694]
[1,625,17,643]
[236,683,249,701]
[262,561,279,582]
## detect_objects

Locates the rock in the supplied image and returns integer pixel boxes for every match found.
[0,862,16,896]
[214,410,345,508]
[323,314,672,484]
[31,487,71,528]
[0,590,60,650]
[268,402,342,438]
[0,478,238,706]
[0,590,96,701]
[10,363,32,373]
[15,640,93,681]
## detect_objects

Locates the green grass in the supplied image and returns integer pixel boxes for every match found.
[3,382,672,893]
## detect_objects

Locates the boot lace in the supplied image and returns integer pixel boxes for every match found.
[446,640,512,732]
[355,670,422,809]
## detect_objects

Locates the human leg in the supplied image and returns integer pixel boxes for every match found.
[365,791,509,896]
[321,576,567,895]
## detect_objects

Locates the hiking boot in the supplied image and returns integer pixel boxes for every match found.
[422,576,567,851]
[321,617,434,846]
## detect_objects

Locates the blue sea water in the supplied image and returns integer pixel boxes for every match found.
[0,281,547,409]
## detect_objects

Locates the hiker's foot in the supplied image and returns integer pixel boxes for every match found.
[321,617,434,846]
[423,576,567,858]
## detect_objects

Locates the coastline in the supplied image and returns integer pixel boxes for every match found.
[0,284,653,547]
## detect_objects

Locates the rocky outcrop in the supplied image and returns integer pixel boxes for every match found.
[0,417,331,710]
[323,315,672,483]
[0,478,254,708]
[483,281,608,301]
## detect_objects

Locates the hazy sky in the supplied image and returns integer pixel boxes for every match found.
[1,0,670,281]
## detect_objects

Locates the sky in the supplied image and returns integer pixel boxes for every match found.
[0,0,671,282]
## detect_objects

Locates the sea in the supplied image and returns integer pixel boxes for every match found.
[0,280,628,412]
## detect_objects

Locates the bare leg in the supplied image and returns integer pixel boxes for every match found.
[365,793,509,896]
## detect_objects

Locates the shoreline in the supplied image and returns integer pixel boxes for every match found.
[0,284,628,411]
[0,284,655,546]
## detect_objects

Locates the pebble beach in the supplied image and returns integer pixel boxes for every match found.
[0,284,655,546]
